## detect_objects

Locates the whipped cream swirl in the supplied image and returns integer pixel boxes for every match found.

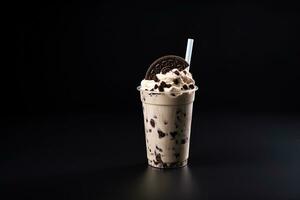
[140,69,195,94]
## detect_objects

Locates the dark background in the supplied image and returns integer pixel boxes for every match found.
[2,1,300,199]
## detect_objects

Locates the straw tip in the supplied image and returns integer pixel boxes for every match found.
[185,38,194,67]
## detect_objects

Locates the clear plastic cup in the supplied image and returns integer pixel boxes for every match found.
[138,86,197,168]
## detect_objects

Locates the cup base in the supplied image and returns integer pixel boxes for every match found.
[148,159,188,169]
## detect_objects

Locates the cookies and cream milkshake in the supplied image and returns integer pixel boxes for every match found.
[138,54,197,168]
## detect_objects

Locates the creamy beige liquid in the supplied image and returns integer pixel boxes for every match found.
[140,90,196,168]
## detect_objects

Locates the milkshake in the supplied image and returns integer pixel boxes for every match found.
[138,55,197,168]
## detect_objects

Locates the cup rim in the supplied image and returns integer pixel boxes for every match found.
[137,86,198,94]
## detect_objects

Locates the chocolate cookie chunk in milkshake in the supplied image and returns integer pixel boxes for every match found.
[137,39,197,168]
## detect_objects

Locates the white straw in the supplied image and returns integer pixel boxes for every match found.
[185,38,194,71]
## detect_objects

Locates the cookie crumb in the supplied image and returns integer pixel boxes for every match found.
[170,131,178,138]
[189,84,195,89]
[157,130,166,138]
[150,119,155,128]
[173,78,179,85]
[158,85,164,92]
[156,145,163,152]
[160,81,166,87]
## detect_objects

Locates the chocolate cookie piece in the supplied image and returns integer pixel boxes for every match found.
[189,84,195,89]
[182,84,188,90]
[156,145,163,152]
[174,70,180,76]
[150,119,155,128]
[145,55,189,80]
[158,85,164,92]
[173,78,179,85]
[154,153,164,165]
[157,129,166,138]
[170,131,178,139]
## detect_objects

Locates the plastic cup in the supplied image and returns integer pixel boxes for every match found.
[138,87,197,168]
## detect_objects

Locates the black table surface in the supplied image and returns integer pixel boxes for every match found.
[2,112,300,200]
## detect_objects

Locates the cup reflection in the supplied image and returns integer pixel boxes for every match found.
[127,166,200,200]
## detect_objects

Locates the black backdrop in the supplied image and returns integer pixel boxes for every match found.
[3,1,300,199]
[8,1,300,115]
